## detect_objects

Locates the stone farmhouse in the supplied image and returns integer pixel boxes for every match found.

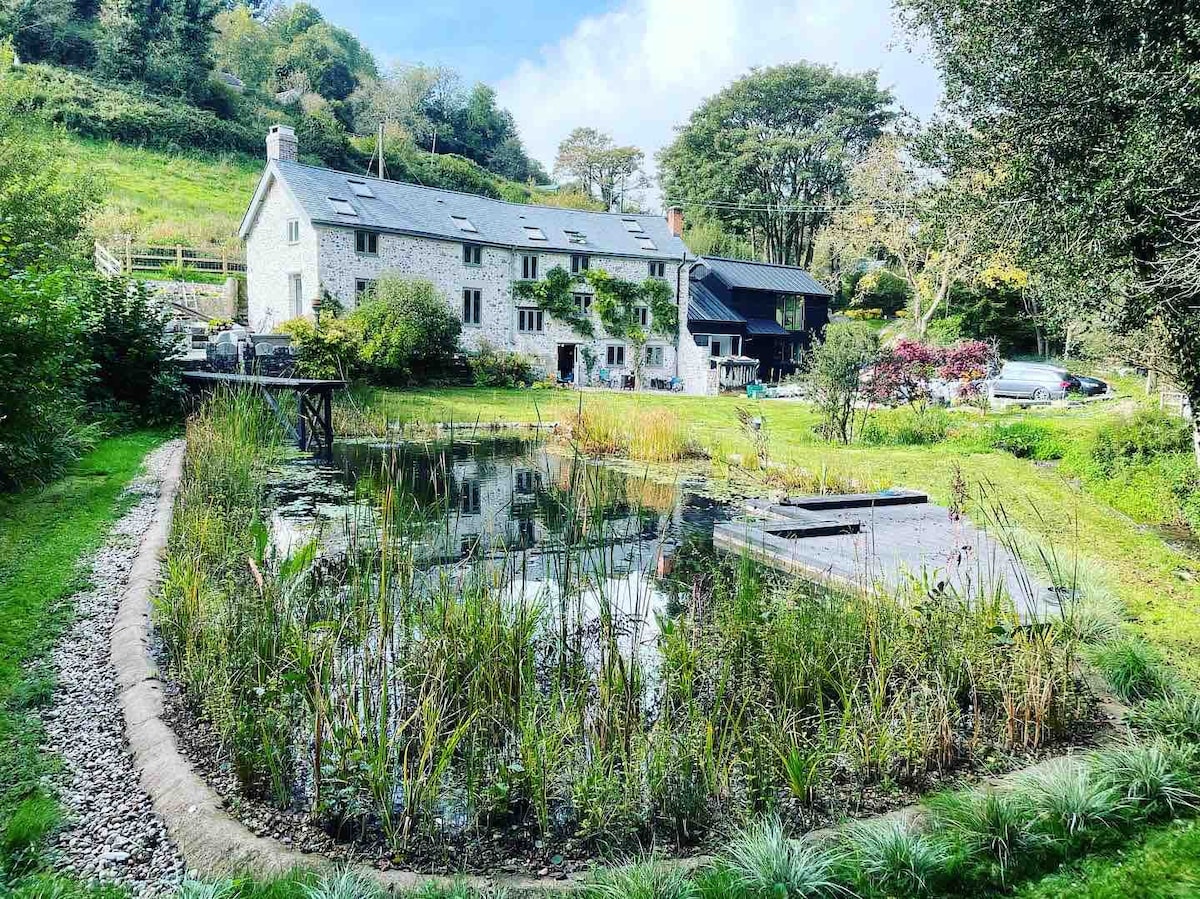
[240,125,831,395]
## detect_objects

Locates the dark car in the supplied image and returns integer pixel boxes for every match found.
[1067,375,1109,397]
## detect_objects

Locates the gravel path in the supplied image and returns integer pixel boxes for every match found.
[42,441,186,896]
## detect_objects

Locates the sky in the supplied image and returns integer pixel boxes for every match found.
[313,0,943,204]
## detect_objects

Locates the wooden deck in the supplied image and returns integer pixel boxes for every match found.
[181,371,347,457]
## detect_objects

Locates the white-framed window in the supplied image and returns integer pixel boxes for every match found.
[571,253,590,274]
[649,261,666,278]
[521,254,539,280]
[355,230,379,255]
[706,335,741,357]
[573,292,592,313]
[355,278,376,301]
[463,243,482,266]
[517,307,544,333]
[286,219,300,244]
[606,344,626,367]
[462,288,482,325]
[635,305,649,327]
[288,273,303,317]
[645,345,664,367]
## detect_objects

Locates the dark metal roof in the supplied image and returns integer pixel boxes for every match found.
[688,280,745,324]
[701,256,833,297]
[745,317,790,337]
[262,160,689,259]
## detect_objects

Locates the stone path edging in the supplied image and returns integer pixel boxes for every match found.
[112,440,582,894]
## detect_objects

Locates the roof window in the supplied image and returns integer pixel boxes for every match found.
[451,215,478,233]
[328,197,358,217]
[523,226,547,241]
[347,179,376,199]
[637,237,657,251]
[564,229,587,245]
[622,218,645,233]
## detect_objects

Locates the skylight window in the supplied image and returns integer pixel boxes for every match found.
[328,197,358,217]
[451,215,478,233]
[347,179,376,199]
[564,229,587,245]
[523,226,547,241]
[622,218,645,233]
[638,237,658,251]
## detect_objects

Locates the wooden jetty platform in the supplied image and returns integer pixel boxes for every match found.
[714,490,1050,618]
[181,372,347,457]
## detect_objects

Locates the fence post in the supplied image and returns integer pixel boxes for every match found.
[222,248,228,276]
[124,236,132,273]
[175,245,183,268]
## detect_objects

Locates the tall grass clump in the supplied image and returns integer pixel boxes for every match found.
[843,818,950,896]
[584,857,697,899]
[1087,636,1173,702]
[566,404,695,462]
[722,817,845,898]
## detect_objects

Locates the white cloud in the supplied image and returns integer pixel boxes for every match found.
[496,0,941,209]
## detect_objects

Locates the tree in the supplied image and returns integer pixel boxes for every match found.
[349,275,461,385]
[659,62,894,267]
[807,322,879,444]
[147,0,221,98]
[554,127,644,210]
[213,3,279,90]
[95,0,150,82]
[585,269,676,389]
[898,0,1200,462]
[825,137,992,338]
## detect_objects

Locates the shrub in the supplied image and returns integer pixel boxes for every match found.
[808,321,879,444]
[860,408,950,446]
[722,817,844,898]
[83,276,182,424]
[1088,636,1172,702]
[1090,409,1192,473]
[974,421,1065,460]
[349,276,461,385]
[279,315,363,380]
[467,341,535,388]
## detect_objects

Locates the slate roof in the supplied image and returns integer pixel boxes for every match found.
[688,280,745,325]
[701,256,833,297]
[745,317,789,336]
[250,160,690,260]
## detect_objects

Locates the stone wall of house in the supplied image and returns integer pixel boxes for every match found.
[246,175,320,332]
[315,226,685,384]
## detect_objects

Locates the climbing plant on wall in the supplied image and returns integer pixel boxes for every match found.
[513,265,594,337]
[586,269,676,387]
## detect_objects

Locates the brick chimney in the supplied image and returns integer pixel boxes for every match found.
[266,124,298,163]
[666,206,684,237]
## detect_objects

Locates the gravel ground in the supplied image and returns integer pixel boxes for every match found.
[41,441,186,896]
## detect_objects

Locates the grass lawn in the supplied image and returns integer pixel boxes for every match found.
[0,431,165,871]
[60,135,261,250]
[1016,819,1200,898]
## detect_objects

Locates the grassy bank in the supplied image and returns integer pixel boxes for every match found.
[0,432,164,877]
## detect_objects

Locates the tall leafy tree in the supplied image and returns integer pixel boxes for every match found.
[659,62,894,267]
[899,0,1200,459]
[554,127,644,210]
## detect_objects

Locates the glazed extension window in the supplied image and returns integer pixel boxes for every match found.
[517,307,544,333]
[462,288,482,325]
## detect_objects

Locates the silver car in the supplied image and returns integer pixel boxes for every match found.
[988,362,1071,401]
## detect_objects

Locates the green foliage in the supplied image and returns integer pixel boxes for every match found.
[1093,743,1200,821]
[553,126,644,208]
[349,276,461,385]
[1089,637,1173,702]
[584,857,697,899]
[807,321,879,443]
[844,818,951,896]
[722,816,844,898]
[850,268,909,317]
[585,268,677,384]
[1015,759,1124,841]
[1131,693,1200,747]
[278,315,362,380]
[513,265,592,336]
[969,421,1066,461]
[1090,410,1191,475]
[1,792,59,876]
[83,277,183,424]
[928,789,1052,884]
[467,340,535,388]
[860,407,950,446]
[660,62,895,266]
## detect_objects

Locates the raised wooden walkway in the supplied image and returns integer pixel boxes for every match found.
[181,372,347,457]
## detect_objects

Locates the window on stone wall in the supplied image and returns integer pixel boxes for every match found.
[355,279,376,301]
[573,292,592,313]
[635,305,649,327]
[649,261,666,278]
[463,243,482,265]
[517,307,544,333]
[355,230,379,255]
[286,219,300,244]
[521,254,539,280]
[462,288,482,325]
[571,254,590,274]
[645,345,664,367]
[606,344,626,366]
[289,273,303,316]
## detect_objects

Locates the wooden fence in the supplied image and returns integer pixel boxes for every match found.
[94,240,246,277]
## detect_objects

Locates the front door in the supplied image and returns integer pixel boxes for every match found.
[557,344,577,383]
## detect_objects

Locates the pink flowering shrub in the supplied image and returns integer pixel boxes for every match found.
[868,338,996,408]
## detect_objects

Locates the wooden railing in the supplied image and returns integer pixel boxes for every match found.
[94,240,246,277]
